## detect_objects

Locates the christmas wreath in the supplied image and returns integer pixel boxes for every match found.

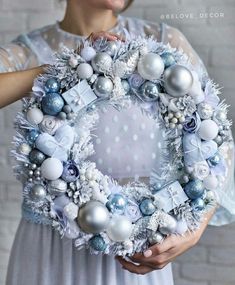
[11,35,232,256]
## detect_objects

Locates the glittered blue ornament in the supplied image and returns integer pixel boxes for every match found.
[139,198,156,216]
[207,153,221,166]
[61,160,79,182]
[45,78,61,93]
[107,193,127,212]
[89,235,107,252]
[191,198,205,211]
[41,93,64,116]
[184,180,205,200]
[161,52,176,68]
[26,129,40,145]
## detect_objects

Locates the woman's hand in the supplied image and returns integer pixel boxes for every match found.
[86,31,125,42]
[116,206,217,275]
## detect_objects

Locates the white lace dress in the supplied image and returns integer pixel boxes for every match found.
[1,14,235,285]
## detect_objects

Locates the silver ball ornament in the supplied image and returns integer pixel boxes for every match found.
[29,184,46,202]
[93,76,113,98]
[91,52,112,74]
[77,201,110,234]
[137,53,164,80]
[140,81,159,102]
[106,215,133,242]
[48,179,67,196]
[29,149,46,165]
[214,110,227,123]
[197,102,214,119]
[164,65,193,97]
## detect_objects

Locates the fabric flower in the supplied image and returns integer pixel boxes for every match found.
[128,73,145,89]
[192,161,210,180]
[124,200,142,222]
[40,115,64,135]
[183,112,201,133]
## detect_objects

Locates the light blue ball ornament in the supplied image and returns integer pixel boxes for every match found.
[139,198,156,216]
[184,180,205,200]
[89,235,107,252]
[107,193,127,212]
[139,81,159,102]
[208,153,221,166]
[191,198,205,211]
[41,93,64,115]
[45,78,61,93]
[161,52,176,68]
[26,129,40,145]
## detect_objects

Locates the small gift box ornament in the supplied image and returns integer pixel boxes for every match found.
[62,80,97,114]
[153,181,189,212]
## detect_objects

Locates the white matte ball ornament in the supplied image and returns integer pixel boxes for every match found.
[203,175,218,190]
[107,215,133,242]
[137,53,165,80]
[198,120,219,141]
[77,63,93,79]
[80,46,96,61]
[164,65,193,97]
[41,158,63,180]
[26,108,44,125]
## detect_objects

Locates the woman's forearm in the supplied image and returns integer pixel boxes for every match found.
[0,65,46,108]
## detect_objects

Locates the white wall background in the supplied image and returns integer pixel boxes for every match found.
[0,0,235,284]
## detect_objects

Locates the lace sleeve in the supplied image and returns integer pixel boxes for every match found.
[0,40,37,73]
[161,23,235,226]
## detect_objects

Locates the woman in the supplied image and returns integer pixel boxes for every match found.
[1,1,234,284]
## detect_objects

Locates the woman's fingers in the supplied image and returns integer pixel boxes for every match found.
[115,256,154,275]
[87,31,125,42]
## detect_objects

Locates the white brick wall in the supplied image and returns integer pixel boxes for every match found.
[0,1,235,284]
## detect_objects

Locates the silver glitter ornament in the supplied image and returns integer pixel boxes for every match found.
[48,179,67,196]
[91,52,112,74]
[197,102,214,119]
[115,49,139,78]
[29,184,47,202]
[148,231,164,245]
[158,215,177,235]
[93,76,113,98]
[214,109,227,123]
[105,41,119,56]
[137,53,164,80]
[139,81,159,102]
[77,201,110,234]
[29,149,46,165]
[164,65,193,97]
[18,143,32,155]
